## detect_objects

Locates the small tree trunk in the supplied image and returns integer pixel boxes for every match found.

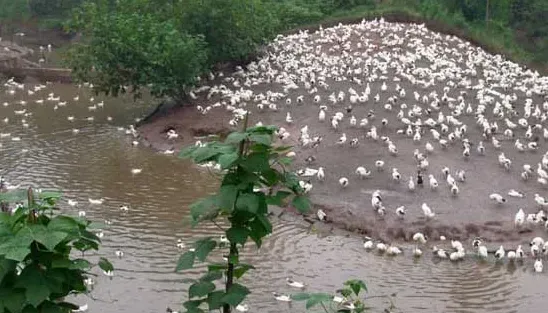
[223,243,237,313]
[485,0,490,25]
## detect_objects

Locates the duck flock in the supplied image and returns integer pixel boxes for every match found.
[175,18,548,273]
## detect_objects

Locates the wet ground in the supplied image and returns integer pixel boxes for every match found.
[139,20,548,247]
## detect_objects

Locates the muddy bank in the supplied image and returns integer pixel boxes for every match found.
[0,22,76,82]
[138,103,543,246]
[137,100,231,151]
[138,19,548,247]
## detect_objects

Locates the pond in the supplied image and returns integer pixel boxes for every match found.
[0,82,543,313]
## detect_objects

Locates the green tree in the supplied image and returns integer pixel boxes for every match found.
[176,0,281,64]
[0,188,112,313]
[177,118,311,313]
[65,0,208,101]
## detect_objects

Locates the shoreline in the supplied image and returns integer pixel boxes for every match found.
[138,18,548,246]
[138,102,540,246]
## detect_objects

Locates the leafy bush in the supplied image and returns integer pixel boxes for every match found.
[177,0,280,64]
[267,0,325,28]
[294,279,370,312]
[177,119,311,313]
[65,0,208,100]
[0,188,111,313]
[29,0,85,18]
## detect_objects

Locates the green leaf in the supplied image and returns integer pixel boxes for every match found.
[240,152,270,172]
[0,258,15,282]
[291,293,311,301]
[47,216,80,233]
[175,251,195,271]
[183,299,203,309]
[207,263,228,272]
[189,196,219,223]
[189,281,216,298]
[0,189,27,202]
[220,283,250,306]
[344,279,367,295]
[225,132,247,144]
[179,145,198,158]
[194,238,217,262]
[255,214,272,234]
[246,125,277,134]
[292,195,311,213]
[1,289,25,313]
[266,191,291,206]
[217,185,238,211]
[306,293,333,309]
[69,259,91,270]
[235,193,259,213]
[37,191,62,200]
[248,133,272,145]
[40,231,68,251]
[278,157,293,165]
[17,266,51,307]
[233,263,255,279]
[192,146,221,163]
[206,290,225,310]
[261,169,279,186]
[1,245,30,262]
[248,216,271,248]
[199,271,223,282]
[98,257,114,272]
[218,153,238,169]
[226,227,249,245]
[340,288,352,298]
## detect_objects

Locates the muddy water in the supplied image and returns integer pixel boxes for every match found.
[0,83,544,313]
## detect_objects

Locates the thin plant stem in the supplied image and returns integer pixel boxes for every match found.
[211,220,226,232]
[320,302,330,313]
[223,114,249,313]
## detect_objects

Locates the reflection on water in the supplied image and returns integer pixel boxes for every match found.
[0,82,545,313]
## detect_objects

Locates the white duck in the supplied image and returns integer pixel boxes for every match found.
[286,278,305,289]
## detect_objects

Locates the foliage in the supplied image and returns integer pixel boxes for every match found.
[176,0,281,64]
[0,0,30,36]
[29,0,85,18]
[59,0,546,102]
[0,188,112,313]
[293,279,369,313]
[65,0,208,100]
[177,118,311,313]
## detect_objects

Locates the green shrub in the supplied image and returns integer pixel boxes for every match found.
[65,0,208,100]
[0,188,111,313]
[177,0,280,64]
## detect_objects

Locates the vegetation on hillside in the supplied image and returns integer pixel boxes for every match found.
[1,0,546,96]
[58,0,546,101]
